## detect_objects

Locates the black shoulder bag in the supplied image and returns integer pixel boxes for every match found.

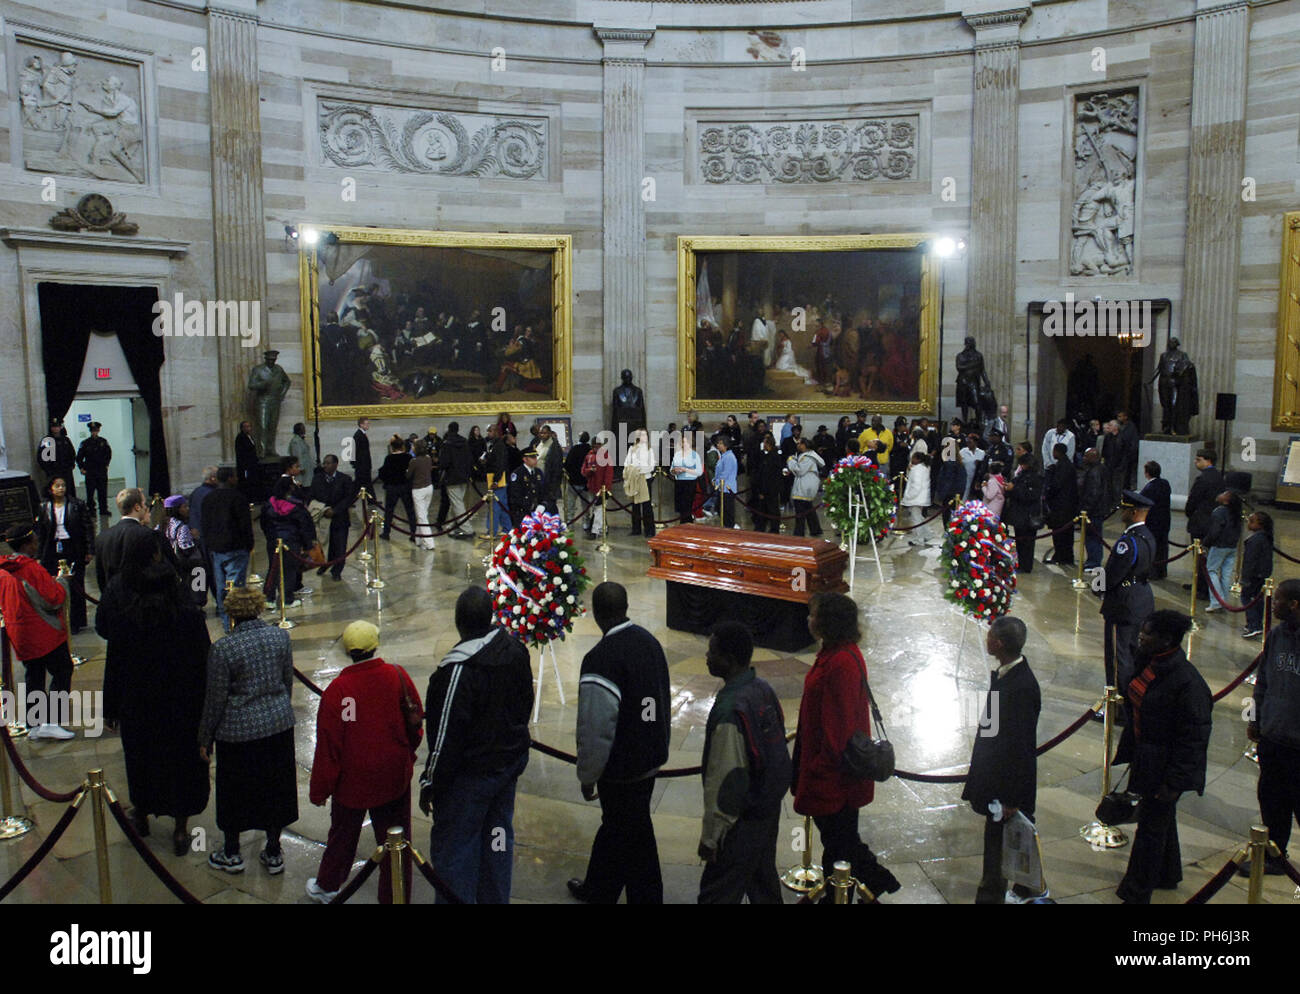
[841,670,895,783]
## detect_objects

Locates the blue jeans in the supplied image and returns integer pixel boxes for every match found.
[210,549,250,631]
[1206,546,1236,608]
[486,489,512,537]
[1084,522,1103,569]
[429,754,527,904]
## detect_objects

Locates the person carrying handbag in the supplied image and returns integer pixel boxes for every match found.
[792,591,901,898]
[307,620,424,903]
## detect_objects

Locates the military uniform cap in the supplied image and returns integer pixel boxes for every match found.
[1119,490,1153,508]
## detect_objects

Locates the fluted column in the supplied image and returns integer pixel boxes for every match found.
[1181,1,1249,442]
[963,8,1029,409]
[595,27,653,425]
[208,2,268,460]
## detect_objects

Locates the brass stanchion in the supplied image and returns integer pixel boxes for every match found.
[1072,512,1089,589]
[385,825,407,905]
[780,814,824,893]
[1229,504,1248,594]
[1080,686,1127,848]
[275,540,294,630]
[367,511,385,590]
[357,489,373,562]
[1245,825,1269,904]
[1187,538,1203,632]
[247,505,263,586]
[88,768,112,903]
[55,560,87,668]
[830,861,854,904]
[0,618,27,739]
[597,487,611,554]
[1261,575,1275,642]
[0,690,33,839]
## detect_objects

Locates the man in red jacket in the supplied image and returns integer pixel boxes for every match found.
[306,620,423,903]
[0,524,76,740]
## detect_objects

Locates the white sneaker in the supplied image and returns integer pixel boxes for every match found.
[37,724,75,740]
[284,599,303,609]
[295,586,313,597]
[1204,604,1223,613]
[265,600,277,610]
[306,877,339,904]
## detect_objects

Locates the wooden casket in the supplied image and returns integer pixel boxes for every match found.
[646,525,848,651]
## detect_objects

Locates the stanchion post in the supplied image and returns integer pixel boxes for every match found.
[1080,685,1127,849]
[0,697,33,839]
[1262,575,1275,641]
[55,560,86,668]
[1072,512,1089,589]
[1246,825,1269,904]
[597,486,611,554]
[275,540,294,630]
[0,619,27,739]
[1187,538,1202,632]
[367,510,385,590]
[780,814,824,892]
[247,505,263,585]
[88,768,112,903]
[357,489,373,562]
[830,861,853,904]
[386,825,407,905]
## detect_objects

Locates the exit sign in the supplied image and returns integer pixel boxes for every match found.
[94,368,110,380]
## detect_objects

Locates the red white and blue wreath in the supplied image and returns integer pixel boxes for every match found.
[486,508,591,646]
[941,500,1017,623]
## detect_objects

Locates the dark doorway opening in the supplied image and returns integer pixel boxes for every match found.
[37,283,170,497]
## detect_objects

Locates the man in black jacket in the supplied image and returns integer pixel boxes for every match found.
[1114,610,1212,904]
[1140,461,1173,579]
[75,422,113,516]
[963,616,1041,904]
[1183,448,1222,600]
[507,447,545,526]
[535,423,564,516]
[438,422,473,538]
[1099,491,1157,695]
[1116,411,1139,490]
[419,586,533,903]
[94,487,175,593]
[350,417,373,493]
[1042,443,1079,566]
[309,455,354,581]
[1079,448,1109,570]
[563,431,592,526]
[202,467,254,631]
[38,418,77,496]
[480,424,513,536]
[235,420,258,493]
[1002,453,1042,573]
[569,582,672,904]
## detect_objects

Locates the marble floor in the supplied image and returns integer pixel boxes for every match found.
[3,496,1297,905]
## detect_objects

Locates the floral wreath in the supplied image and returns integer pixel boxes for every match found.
[486,508,590,646]
[941,500,1017,623]
[823,456,897,543]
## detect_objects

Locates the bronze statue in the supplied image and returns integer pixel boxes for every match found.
[611,368,647,440]
[955,336,996,426]
[247,349,291,458]
[1151,337,1198,435]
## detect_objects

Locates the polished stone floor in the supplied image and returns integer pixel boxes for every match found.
[3,492,1297,905]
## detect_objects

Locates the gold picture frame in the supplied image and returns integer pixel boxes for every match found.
[299,225,572,419]
[676,233,941,414]
[1273,211,1300,432]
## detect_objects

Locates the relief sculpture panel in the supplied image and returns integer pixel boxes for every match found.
[1069,88,1139,278]
[698,116,920,185]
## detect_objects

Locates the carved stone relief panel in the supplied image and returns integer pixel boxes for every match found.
[696,115,921,185]
[316,98,548,180]
[15,37,146,184]
[1069,87,1140,278]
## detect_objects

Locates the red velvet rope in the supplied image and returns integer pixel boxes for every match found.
[385,496,488,538]
[890,506,947,532]
[294,668,326,696]
[1211,651,1263,703]
[0,791,84,902]
[329,849,381,904]
[0,723,81,803]
[283,521,374,568]
[1200,561,1265,614]
[411,846,467,904]
[106,796,203,904]
[1184,854,1243,905]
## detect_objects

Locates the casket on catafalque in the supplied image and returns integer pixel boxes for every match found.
[646,525,848,651]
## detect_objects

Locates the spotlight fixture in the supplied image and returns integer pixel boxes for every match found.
[284,223,298,241]
[934,236,956,258]
[301,226,319,246]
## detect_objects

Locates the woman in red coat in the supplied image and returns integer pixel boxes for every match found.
[793,591,901,897]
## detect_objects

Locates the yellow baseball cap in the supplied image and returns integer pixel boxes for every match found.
[342,620,380,653]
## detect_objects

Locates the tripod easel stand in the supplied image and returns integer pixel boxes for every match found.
[531,638,566,724]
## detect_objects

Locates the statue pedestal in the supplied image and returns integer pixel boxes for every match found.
[1139,437,1204,511]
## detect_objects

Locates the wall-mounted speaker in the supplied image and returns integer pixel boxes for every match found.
[1215,393,1238,421]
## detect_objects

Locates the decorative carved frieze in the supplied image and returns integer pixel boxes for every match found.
[698,117,920,185]
[317,99,547,180]
[1069,88,1139,278]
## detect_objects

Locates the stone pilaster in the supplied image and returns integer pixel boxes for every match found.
[1181,1,1250,444]
[963,7,1029,412]
[595,27,653,425]
[208,2,268,460]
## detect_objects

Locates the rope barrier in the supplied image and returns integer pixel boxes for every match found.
[889,505,946,532]
[1031,519,1078,540]
[1184,852,1244,905]
[283,521,374,569]
[329,847,382,904]
[105,795,203,904]
[526,740,702,779]
[1276,546,1300,565]
[1211,651,1263,703]
[1201,561,1265,614]
[294,668,326,696]
[1282,856,1300,888]
[409,843,467,904]
[385,496,489,538]
[0,789,85,902]
[0,723,82,803]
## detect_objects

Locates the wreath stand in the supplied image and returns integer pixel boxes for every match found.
[532,638,566,724]
[846,486,886,591]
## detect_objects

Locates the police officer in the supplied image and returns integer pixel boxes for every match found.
[1097,490,1156,706]
[38,417,77,496]
[75,421,113,516]
[508,446,545,525]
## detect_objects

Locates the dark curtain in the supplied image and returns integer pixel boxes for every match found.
[37,283,170,497]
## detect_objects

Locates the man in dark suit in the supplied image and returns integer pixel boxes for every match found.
[1116,411,1140,490]
[962,615,1041,903]
[1140,461,1173,579]
[235,420,258,492]
[94,487,173,592]
[309,455,354,581]
[351,417,373,494]
[1184,448,1223,600]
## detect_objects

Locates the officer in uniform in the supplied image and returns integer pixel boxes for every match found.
[38,417,77,496]
[75,421,113,516]
[1097,489,1157,707]
[508,446,545,525]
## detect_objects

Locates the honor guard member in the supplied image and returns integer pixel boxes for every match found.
[1098,489,1157,705]
[508,446,545,524]
[75,422,113,516]
[39,417,78,496]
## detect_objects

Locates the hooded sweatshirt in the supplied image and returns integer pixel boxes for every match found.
[420,627,534,796]
[1256,621,1300,749]
[0,554,67,659]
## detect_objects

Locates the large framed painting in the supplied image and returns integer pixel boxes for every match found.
[677,233,940,414]
[299,226,572,418]
[1273,211,1300,432]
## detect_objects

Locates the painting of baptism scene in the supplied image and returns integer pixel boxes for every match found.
[308,232,569,414]
[686,239,935,410]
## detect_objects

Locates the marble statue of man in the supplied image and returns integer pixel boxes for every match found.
[955,336,996,426]
[1152,337,1197,435]
[247,349,291,458]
